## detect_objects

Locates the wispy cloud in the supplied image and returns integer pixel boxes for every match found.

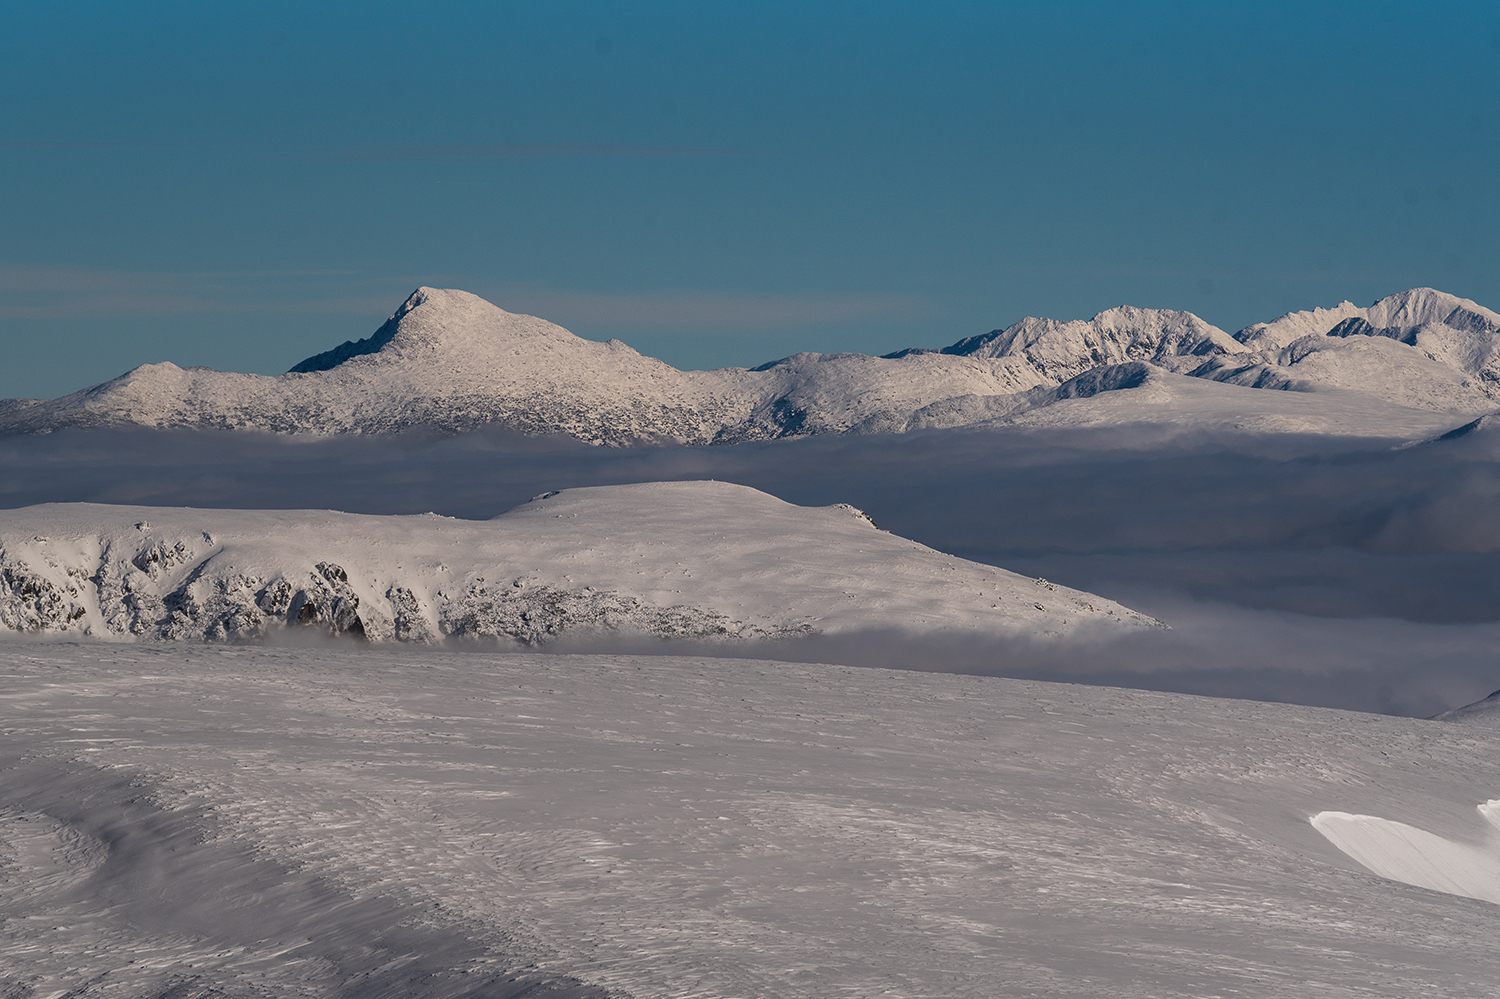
[0,141,142,151]
[0,141,745,161]
[490,288,917,331]
[0,267,395,321]
[0,268,914,330]
[311,143,746,161]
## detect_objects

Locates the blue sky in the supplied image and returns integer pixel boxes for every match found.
[2,0,1497,398]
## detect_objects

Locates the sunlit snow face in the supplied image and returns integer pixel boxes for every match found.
[1312,800,1500,906]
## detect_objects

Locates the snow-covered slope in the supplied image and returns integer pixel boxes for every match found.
[1237,288,1500,353]
[2,286,1495,443]
[0,288,1056,444]
[1431,687,1500,722]
[937,305,1246,380]
[956,361,1467,438]
[0,289,751,445]
[1197,289,1500,413]
[0,480,1157,643]
[6,644,1500,998]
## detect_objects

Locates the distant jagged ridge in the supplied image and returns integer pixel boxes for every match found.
[1190,288,1500,414]
[1,286,1496,443]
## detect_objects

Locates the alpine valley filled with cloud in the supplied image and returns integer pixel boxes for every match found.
[8,285,1500,995]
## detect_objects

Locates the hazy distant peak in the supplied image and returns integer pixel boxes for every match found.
[1431,687,1500,722]
[936,304,1240,383]
[3,284,1495,444]
[1234,301,1363,352]
[1235,288,1500,353]
[289,287,564,372]
[946,305,1233,353]
[1363,287,1500,332]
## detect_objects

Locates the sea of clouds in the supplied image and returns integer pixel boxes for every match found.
[5,421,1499,717]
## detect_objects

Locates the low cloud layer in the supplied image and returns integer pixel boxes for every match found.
[5,421,1500,715]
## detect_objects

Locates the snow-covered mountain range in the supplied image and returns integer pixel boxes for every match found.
[3,286,1496,443]
[0,480,1157,643]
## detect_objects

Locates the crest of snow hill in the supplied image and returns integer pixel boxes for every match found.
[0,482,1160,645]
[2,286,1498,443]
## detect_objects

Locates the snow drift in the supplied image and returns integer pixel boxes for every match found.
[0,480,1159,644]
[1312,804,1500,906]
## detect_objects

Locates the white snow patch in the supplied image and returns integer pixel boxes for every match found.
[1311,809,1500,904]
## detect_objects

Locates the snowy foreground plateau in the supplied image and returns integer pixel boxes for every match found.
[2,286,1498,442]
[0,481,1156,645]
[5,643,1500,998]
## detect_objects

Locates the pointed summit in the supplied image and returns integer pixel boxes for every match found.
[1362,287,1500,333]
[289,288,554,372]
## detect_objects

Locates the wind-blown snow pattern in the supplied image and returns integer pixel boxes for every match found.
[0,480,1157,643]
[6,644,1500,997]
[2,285,1497,443]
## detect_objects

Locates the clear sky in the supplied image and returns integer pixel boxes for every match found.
[2,0,1497,399]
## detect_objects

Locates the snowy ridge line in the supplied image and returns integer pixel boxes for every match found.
[1,286,1496,442]
[0,481,1161,644]
[1430,686,1500,721]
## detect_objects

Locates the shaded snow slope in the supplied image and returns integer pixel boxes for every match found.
[1432,687,1500,722]
[1237,288,1500,352]
[981,362,1465,437]
[2,285,1494,444]
[1200,288,1500,413]
[6,644,1500,998]
[0,480,1157,643]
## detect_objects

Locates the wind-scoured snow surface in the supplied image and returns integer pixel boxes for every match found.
[0,481,1154,645]
[1,285,1496,443]
[5,644,1500,998]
